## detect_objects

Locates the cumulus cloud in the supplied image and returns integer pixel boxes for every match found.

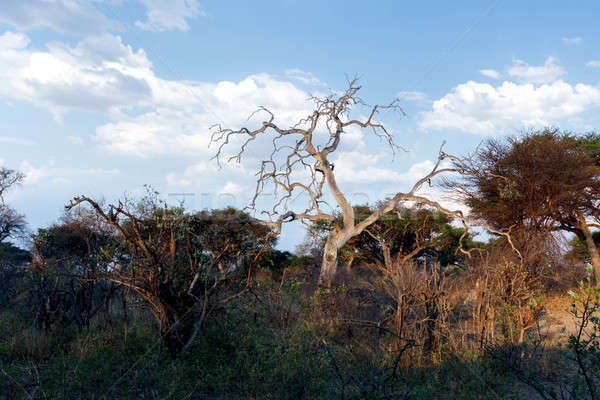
[562,37,582,45]
[333,152,435,185]
[0,0,118,35]
[479,69,500,79]
[94,111,212,157]
[218,181,245,196]
[0,30,372,164]
[0,0,205,35]
[506,57,565,84]
[134,0,203,31]
[419,80,600,135]
[0,31,153,116]
[167,161,219,187]
[94,74,313,158]
[0,31,315,151]
[0,29,411,216]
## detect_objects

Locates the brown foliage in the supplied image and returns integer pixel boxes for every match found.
[451,129,600,235]
[450,129,600,279]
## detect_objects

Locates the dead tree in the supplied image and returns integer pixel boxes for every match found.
[212,79,519,287]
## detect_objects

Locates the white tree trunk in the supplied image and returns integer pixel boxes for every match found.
[319,233,340,287]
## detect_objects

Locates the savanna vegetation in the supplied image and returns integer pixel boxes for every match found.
[3,85,600,399]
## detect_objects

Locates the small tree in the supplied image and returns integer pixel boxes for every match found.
[67,193,274,353]
[24,217,117,331]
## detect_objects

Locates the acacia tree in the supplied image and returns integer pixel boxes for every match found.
[66,193,274,354]
[450,129,600,280]
[25,217,117,331]
[211,80,509,287]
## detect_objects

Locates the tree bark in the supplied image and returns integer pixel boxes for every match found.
[518,327,525,344]
[318,233,340,287]
[382,244,393,271]
[159,304,182,355]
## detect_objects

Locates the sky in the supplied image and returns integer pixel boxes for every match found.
[1,0,599,250]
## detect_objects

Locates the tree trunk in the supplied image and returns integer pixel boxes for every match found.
[319,233,340,287]
[158,302,183,355]
[518,328,525,345]
[578,213,600,282]
[382,244,393,271]
[344,251,355,272]
[396,293,405,340]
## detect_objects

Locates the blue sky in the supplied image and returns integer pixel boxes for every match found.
[1,0,599,250]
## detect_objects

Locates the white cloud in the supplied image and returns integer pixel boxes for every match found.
[95,111,211,157]
[479,69,500,79]
[333,152,435,185]
[397,91,428,102]
[19,160,119,185]
[562,36,582,45]
[218,181,245,197]
[506,57,565,84]
[0,32,153,116]
[586,60,600,68]
[285,69,325,87]
[419,80,600,135]
[166,161,215,187]
[0,0,117,35]
[0,31,356,162]
[134,0,203,31]
[94,74,313,158]
[0,0,204,34]
[0,31,312,133]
